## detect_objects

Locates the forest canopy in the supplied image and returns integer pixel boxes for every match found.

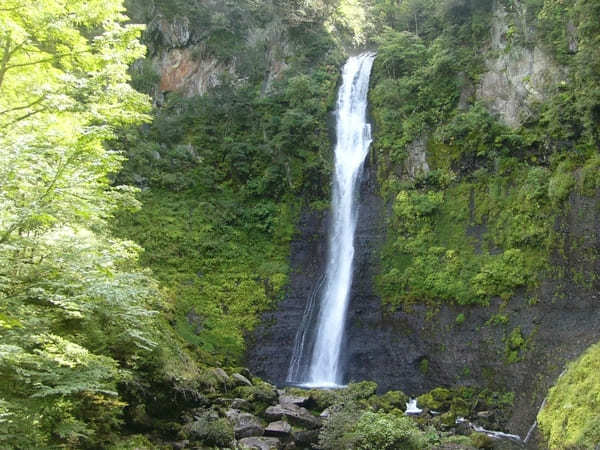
[0,1,164,447]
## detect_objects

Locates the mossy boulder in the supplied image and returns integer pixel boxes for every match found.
[469,432,495,449]
[450,396,471,418]
[289,387,338,411]
[369,390,409,413]
[417,387,453,411]
[179,417,234,447]
[440,411,457,428]
[233,380,278,413]
[345,381,378,400]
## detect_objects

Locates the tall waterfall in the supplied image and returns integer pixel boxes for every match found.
[287,52,375,387]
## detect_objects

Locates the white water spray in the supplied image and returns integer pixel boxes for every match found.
[287,52,376,387]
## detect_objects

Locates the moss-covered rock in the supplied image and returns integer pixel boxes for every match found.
[369,390,409,413]
[538,341,600,449]
[418,387,453,412]
[179,416,234,447]
[345,381,378,400]
[469,432,494,449]
[440,411,457,428]
[233,381,278,414]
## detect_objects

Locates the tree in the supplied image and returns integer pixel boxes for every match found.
[0,1,161,447]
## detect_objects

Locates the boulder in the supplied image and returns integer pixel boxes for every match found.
[232,373,253,387]
[278,394,309,407]
[264,404,321,429]
[179,417,234,447]
[211,367,230,385]
[231,398,252,411]
[238,437,281,450]
[225,409,264,439]
[291,429,319,446]
[264,420,292,438]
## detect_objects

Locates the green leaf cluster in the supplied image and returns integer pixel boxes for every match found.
[0,1,167,447]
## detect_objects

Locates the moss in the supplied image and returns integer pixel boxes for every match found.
[180,417,234,448]
[440,411,456,428]
[538,342,600,449]
[417,387,452,411]
[287,387,338,411]
[419,358,430,374]
[504,327,526,364]
[233,381,278,413]
[345,381,378,400]
[109,434,165,449]
[469,432,495,449]
[578,153,600,196]
[441,434,475,446]
[548,161,576,205]
[369,390,409,413]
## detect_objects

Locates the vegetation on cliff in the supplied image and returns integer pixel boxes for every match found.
[117,0,345,365]
[371,0,599,310]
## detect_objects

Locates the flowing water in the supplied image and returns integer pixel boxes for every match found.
[286,52,376,387]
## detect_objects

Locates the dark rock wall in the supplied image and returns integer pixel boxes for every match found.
[246,204,329,385]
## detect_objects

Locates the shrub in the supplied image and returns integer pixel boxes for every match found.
[352,412,425,450]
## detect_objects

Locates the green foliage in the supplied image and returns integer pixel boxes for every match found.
[116,7,343,364]
[504,327,526,363]
[370,0,600,315]
[109,434,163,449]
[369,390,409,412]
[417,386,514,418]
[351,411,427,449]
[0,1,171,447]
[179,416,234,447]
[318,384,434,450]
[417,387,452,411]
[548,160,576,205]
[378,163,551,308]
[116,190,296,364]
[538,342,600,449]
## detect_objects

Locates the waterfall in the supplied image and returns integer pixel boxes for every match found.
[287,52,376,387]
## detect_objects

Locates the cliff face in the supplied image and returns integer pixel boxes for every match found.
[248,157,599,441]
[249,1,600,443]
[126,0,297,106]
[477,1,566,127]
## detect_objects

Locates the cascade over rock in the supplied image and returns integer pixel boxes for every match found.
[287,53,376,388]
